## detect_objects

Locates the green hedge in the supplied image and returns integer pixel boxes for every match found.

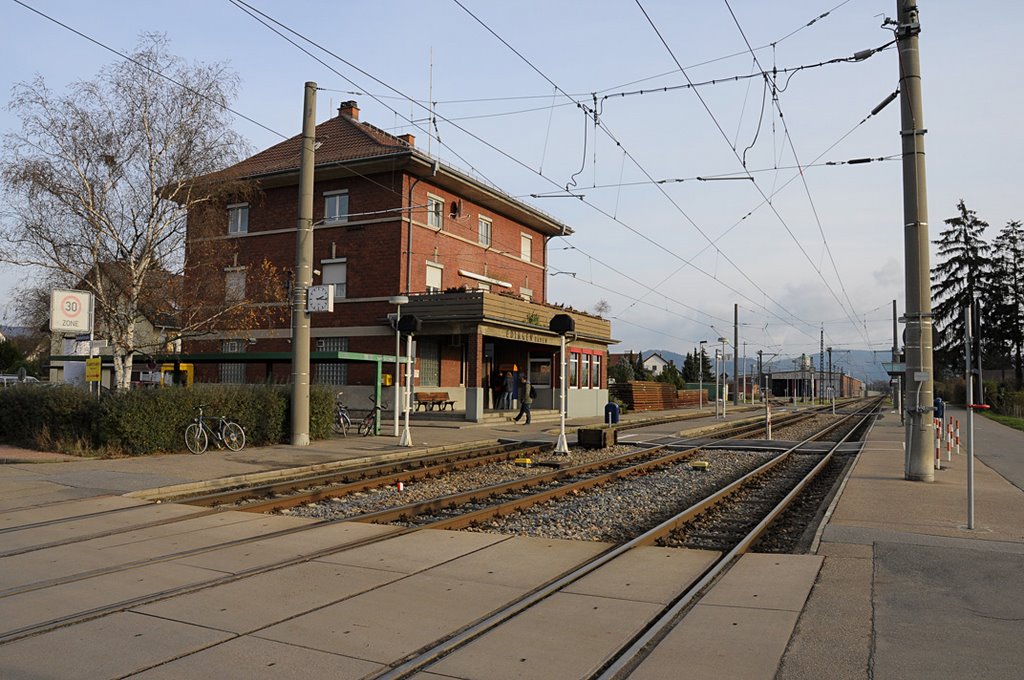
[0,384,334,456]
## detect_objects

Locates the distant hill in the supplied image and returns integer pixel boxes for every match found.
[645,348,889,384]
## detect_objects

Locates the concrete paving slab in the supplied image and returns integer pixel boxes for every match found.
[429,591,662,680]
[0,611,232,679]
[872,541,1024,680]
[130,635,384,679]
[89,510,307,552]
[777,553,873,680]
[0,513,301,591]
[316,527,510,574]
[0,494,144,530]
[256,572,525,664]
[135,560,404,634]
[699,553,823,612]
[425,534,609,590]
[0,503,200,553]
[172,520,398,573]
[816,541,874,559]
[0,542,143,591]
[564,546,719,605]
[629,604,800,680]
[0,561,225,637]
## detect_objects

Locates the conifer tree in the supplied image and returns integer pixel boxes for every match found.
[988,220,1024,385]
[930,200,990,375]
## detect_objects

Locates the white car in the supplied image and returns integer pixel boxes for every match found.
[0,374,41,386]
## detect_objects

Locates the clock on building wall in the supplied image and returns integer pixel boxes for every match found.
[307,285,334,313]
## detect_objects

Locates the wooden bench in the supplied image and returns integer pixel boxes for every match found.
[414,391,456,412]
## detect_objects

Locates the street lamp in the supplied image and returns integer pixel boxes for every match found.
[550,314,575,454]
[388,295,409,437]
[718,336,729,417]
[396,315,420,447]
[698,340,707,411]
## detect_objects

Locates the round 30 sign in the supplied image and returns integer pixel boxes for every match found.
[49,288,94,333]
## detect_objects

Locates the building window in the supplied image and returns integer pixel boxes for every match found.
[592,354,602,388]
[324,190,349,224]
[581,354,591,389]
[478,216,492,247]
[228,203,248,235]
[419,340,440,387]
[220,340,245,384]
[321,258,347,299]
[426,262,443,293]
[520,233,532,262]
[225,268,246,302]
[569,352,579,388]
[427,194,444,230]
[315,336,349,385]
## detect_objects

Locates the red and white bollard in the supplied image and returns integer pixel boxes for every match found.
[955,419,961,456]
[934,420,941,470]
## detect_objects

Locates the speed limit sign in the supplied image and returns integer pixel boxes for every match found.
[50,288,94,333]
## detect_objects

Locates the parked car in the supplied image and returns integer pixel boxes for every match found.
[0,374,41,386]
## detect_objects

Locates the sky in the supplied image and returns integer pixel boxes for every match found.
[2,0,1022,381]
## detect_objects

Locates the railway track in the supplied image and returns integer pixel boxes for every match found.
[366,398,880,679]
[0,399,876,665]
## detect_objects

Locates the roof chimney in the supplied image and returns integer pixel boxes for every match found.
[338,100,359,120]
[398,133,415,147]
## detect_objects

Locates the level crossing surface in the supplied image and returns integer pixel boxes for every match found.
[0,402,1022,679]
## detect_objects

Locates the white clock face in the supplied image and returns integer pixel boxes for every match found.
[307,286,332,312]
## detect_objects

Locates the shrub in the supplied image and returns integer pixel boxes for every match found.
[0,383,336,456]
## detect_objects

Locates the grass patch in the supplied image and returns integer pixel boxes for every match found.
[984,412,1024,433]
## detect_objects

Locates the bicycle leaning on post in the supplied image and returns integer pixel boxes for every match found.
[358,394,389,436]
[333,392,352,436]
[184,405,246,454]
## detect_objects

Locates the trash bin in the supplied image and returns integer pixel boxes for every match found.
[604,402,620,425]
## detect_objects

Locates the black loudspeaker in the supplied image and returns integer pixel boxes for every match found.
[549,314,575,335]
[397,315,421,334]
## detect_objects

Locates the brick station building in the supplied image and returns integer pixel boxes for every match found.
[185,101,614,420]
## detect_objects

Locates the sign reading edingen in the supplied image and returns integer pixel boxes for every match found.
[50,288,94,334]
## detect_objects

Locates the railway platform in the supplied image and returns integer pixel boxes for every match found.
[779,406,1024,679]
[0,402,1021,679]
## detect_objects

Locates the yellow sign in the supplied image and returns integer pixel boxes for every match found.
[85,357,101,382]
[160,363,194,387]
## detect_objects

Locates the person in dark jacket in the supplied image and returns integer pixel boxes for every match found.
[502,371,515,409]
[513,375,533,424]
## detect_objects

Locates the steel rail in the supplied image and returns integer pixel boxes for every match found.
[594,400,879,679]
[368,400,878,680]
[179,442,544,507]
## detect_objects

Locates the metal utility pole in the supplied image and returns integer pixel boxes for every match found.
[896,1,934,481]
[892,299,902,419]
[290,81,317,446]
[819,328,825,405]
[733,304,739,406]
[965,305,975,529]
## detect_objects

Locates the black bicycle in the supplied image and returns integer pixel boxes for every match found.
[185,405,246,454]
[357,394,389,436]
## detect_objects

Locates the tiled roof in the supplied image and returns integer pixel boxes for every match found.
[220,113,409,180]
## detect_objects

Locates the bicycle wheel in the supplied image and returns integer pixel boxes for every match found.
[333,411,350,436]
[223,421,246,451]
[358,415,374,436]
[185,423,208,454]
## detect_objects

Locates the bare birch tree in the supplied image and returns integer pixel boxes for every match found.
[0,34,283,388]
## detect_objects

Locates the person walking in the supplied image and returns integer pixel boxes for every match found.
[513,375,534,424]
